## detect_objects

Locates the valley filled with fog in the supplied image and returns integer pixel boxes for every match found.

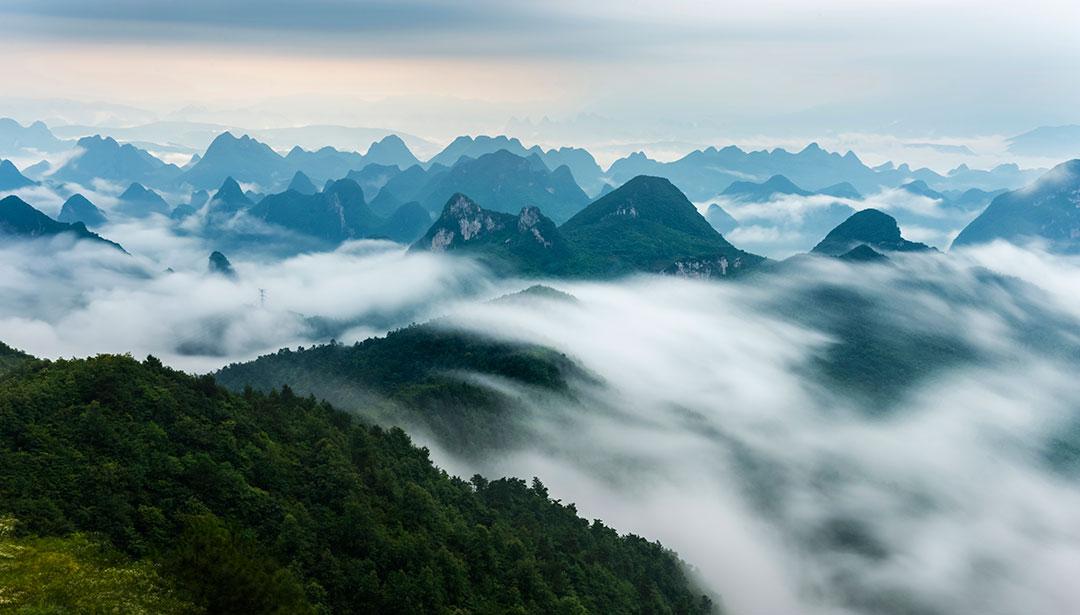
[1,31,1079,611]
[3,189,1079,613]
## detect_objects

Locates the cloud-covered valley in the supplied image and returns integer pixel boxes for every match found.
[408,247,1080,615]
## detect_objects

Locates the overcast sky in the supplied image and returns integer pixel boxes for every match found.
[1,0,1077,139]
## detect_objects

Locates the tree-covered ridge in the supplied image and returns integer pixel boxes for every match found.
[216,322,586,455]
[0,352,715,614]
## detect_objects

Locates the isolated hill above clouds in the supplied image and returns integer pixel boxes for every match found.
[812,208,934,257]
[57,193,107,228]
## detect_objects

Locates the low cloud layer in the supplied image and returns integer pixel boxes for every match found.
[2,206,1079,615]
[419,247,1080,615]
[0,222,501,371]
[710,187,983,258]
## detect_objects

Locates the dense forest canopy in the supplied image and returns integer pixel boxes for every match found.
[0,348,717,614]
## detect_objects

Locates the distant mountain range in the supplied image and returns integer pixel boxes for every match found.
[605,143,1043,200]
[952,159,1080,253]
[428,135,606,196]
[0,118,69,156]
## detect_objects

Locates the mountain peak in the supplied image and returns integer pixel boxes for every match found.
[120,182,150,199]
[722,174,811,200]
[208,251,237,278]
[812,209,933,256]
[58,193,107,228]
[287,170,318,195]
[213,176,249,204]
[0,159,35,189]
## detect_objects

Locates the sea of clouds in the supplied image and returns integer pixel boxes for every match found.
[1,192,1079,614]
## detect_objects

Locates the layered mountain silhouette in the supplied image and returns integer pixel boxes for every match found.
[286,170,318,195]
[427,135,605,195]
[952,159,1080,253]
[249,178,380,243]
[284,145,364,183]
[57,194,107,227]
[817,182,862,200]
[812,209,933,258]
[0,160,36,190]
[363,134,421,169]
[415,150,590,223]
[203,177,254,227]
[605,143,1042,200]
[51,136,181,187]
[414,175,765,278]
[373,201,431,244]
[346,163,403,204]
[0,118,68,155]
[712,174,857,243]
[181,132,422,192]
[115,183,170,218]
[181,132,289,191]
[722,174,813,201]
[0,195,123,250]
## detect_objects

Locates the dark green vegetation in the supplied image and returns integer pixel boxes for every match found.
[413,176,765,279]
[412,194,571,276]
[0,195,125,251]
[952,159,1080,253]
[0,349,714,614]
[559,176,764,278]
[0,517,196,613]
[811,209,933,257]
[217,316,585,454]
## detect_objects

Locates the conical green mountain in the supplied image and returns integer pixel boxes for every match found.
[812,209,933,256]
[560,175,764,277]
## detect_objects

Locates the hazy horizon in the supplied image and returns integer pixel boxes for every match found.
[2,0,1077,145]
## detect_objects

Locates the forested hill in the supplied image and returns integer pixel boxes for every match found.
[0,350,717,614]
